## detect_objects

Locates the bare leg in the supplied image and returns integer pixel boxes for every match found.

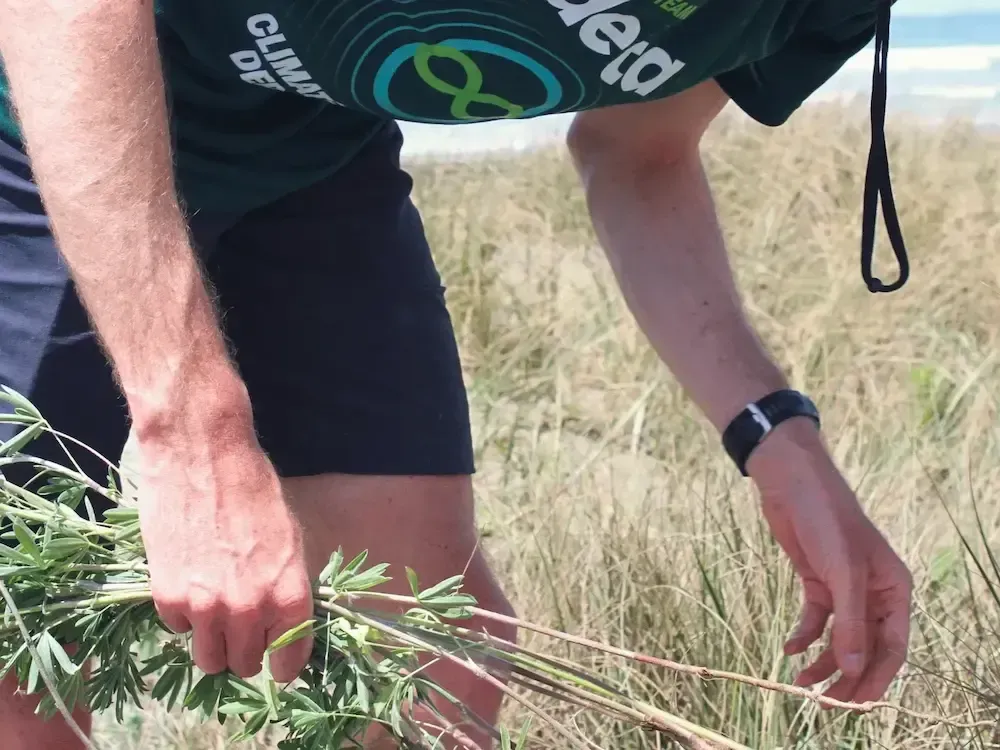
[0,665,91,750]
[285,473,516,750]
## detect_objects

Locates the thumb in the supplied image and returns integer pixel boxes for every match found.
[829,562,869,679]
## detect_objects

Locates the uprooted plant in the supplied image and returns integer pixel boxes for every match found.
[0,386,975,749]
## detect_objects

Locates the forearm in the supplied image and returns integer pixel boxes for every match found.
[579,149,794,436]
[0,0,248,436]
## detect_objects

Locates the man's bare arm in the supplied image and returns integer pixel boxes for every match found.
[568,84,913,704]
[566,82,800,450]
[0,1,316,684]
[0,0,251,437]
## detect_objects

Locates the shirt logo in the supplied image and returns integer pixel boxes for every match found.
[226,2,701,124]
[374,39,564,122]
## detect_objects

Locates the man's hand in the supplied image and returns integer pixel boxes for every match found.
[135,415,314,683]
[748,420,912,704]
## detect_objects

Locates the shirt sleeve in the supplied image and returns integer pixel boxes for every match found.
[715,7,879,127]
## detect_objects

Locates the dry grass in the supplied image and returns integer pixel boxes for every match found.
[95,104,1000,748]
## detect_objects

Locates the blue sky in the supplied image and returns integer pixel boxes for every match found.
[898,0,1000,14]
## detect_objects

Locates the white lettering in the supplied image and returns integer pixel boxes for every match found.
[546,0,630,27]
[241,69,284,91]
[265,48,296,63]
[302,90,336,103]
[291,82,321,95]
[580,13,640,55]
[601,41,646,85]
[231,14,341,105]
[551,0,686,98]
[271,56,312,85]
[230,50,262,72]
[247,13,279,37]
[620,46,686,95]
[256,33,288,55]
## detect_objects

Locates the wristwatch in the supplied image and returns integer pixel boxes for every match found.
[721,389,821,476]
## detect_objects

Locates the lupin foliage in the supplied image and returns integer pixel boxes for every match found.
[0,386,744,749]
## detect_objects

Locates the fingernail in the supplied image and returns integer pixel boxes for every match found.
[843,653,865,675]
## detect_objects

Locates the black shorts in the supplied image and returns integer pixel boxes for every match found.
[0,122,474,509]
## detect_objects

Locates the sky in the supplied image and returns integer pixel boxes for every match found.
[898,0,1000,14]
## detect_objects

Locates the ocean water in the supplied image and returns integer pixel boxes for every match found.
[400,11,1000,157]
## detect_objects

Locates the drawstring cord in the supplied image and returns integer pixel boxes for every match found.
[860,1,909,293]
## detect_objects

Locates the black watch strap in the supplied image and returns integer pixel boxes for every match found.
[722,389,820,476]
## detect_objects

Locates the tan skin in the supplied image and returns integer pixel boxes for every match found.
[0,0,911,743]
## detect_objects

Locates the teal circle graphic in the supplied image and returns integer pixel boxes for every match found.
[373,37,563,123]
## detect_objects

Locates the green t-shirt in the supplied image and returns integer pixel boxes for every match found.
[0,0,887,213]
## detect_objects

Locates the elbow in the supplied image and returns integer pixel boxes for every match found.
[566,113,700,190]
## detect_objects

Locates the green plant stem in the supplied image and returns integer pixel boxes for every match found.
[0,457,116,503]
[65,564,148,573]
[317,599,601,750]
[333,587,977,728]
[0,590,152,621]
[361,608,742,749]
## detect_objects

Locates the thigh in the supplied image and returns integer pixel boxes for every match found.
[283,472,515,747]
[207,122,473,479]
[287,474,484,585]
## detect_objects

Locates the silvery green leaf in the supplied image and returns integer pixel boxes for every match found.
[268,619,315,653]
[41,631,78,676]
[418,575,465,601]
[12,518,42,566]
[406,567,421,597]
[218,700,267,716]
[0,386,41,418]
[0,422,44,457]
[319,548,344,585]
[341,563,391,592]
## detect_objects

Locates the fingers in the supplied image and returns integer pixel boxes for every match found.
[266,595,315,684]
[225,610,268,679]
[188,597,229,675]
[154,602,192,637]
[793,591,911,706]
[191,622,228,675]
[784,599,829,656]
[828,562,870,680]
[852,597,911,704]
[794,646,838,688]
[156,589,311,679]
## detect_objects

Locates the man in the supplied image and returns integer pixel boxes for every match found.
[0,0,913,748]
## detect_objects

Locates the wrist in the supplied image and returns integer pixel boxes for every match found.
[722,389,822,476]
[129,357,255,448]
[744,417,830,485]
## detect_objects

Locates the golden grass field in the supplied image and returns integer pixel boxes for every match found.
[94,104,1000,748]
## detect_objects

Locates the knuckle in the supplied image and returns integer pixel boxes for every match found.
[274,589,313,617]
[188,595,224,622]
[835,617,868,644]
[151,585,185,611]
[225,595,267,620]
